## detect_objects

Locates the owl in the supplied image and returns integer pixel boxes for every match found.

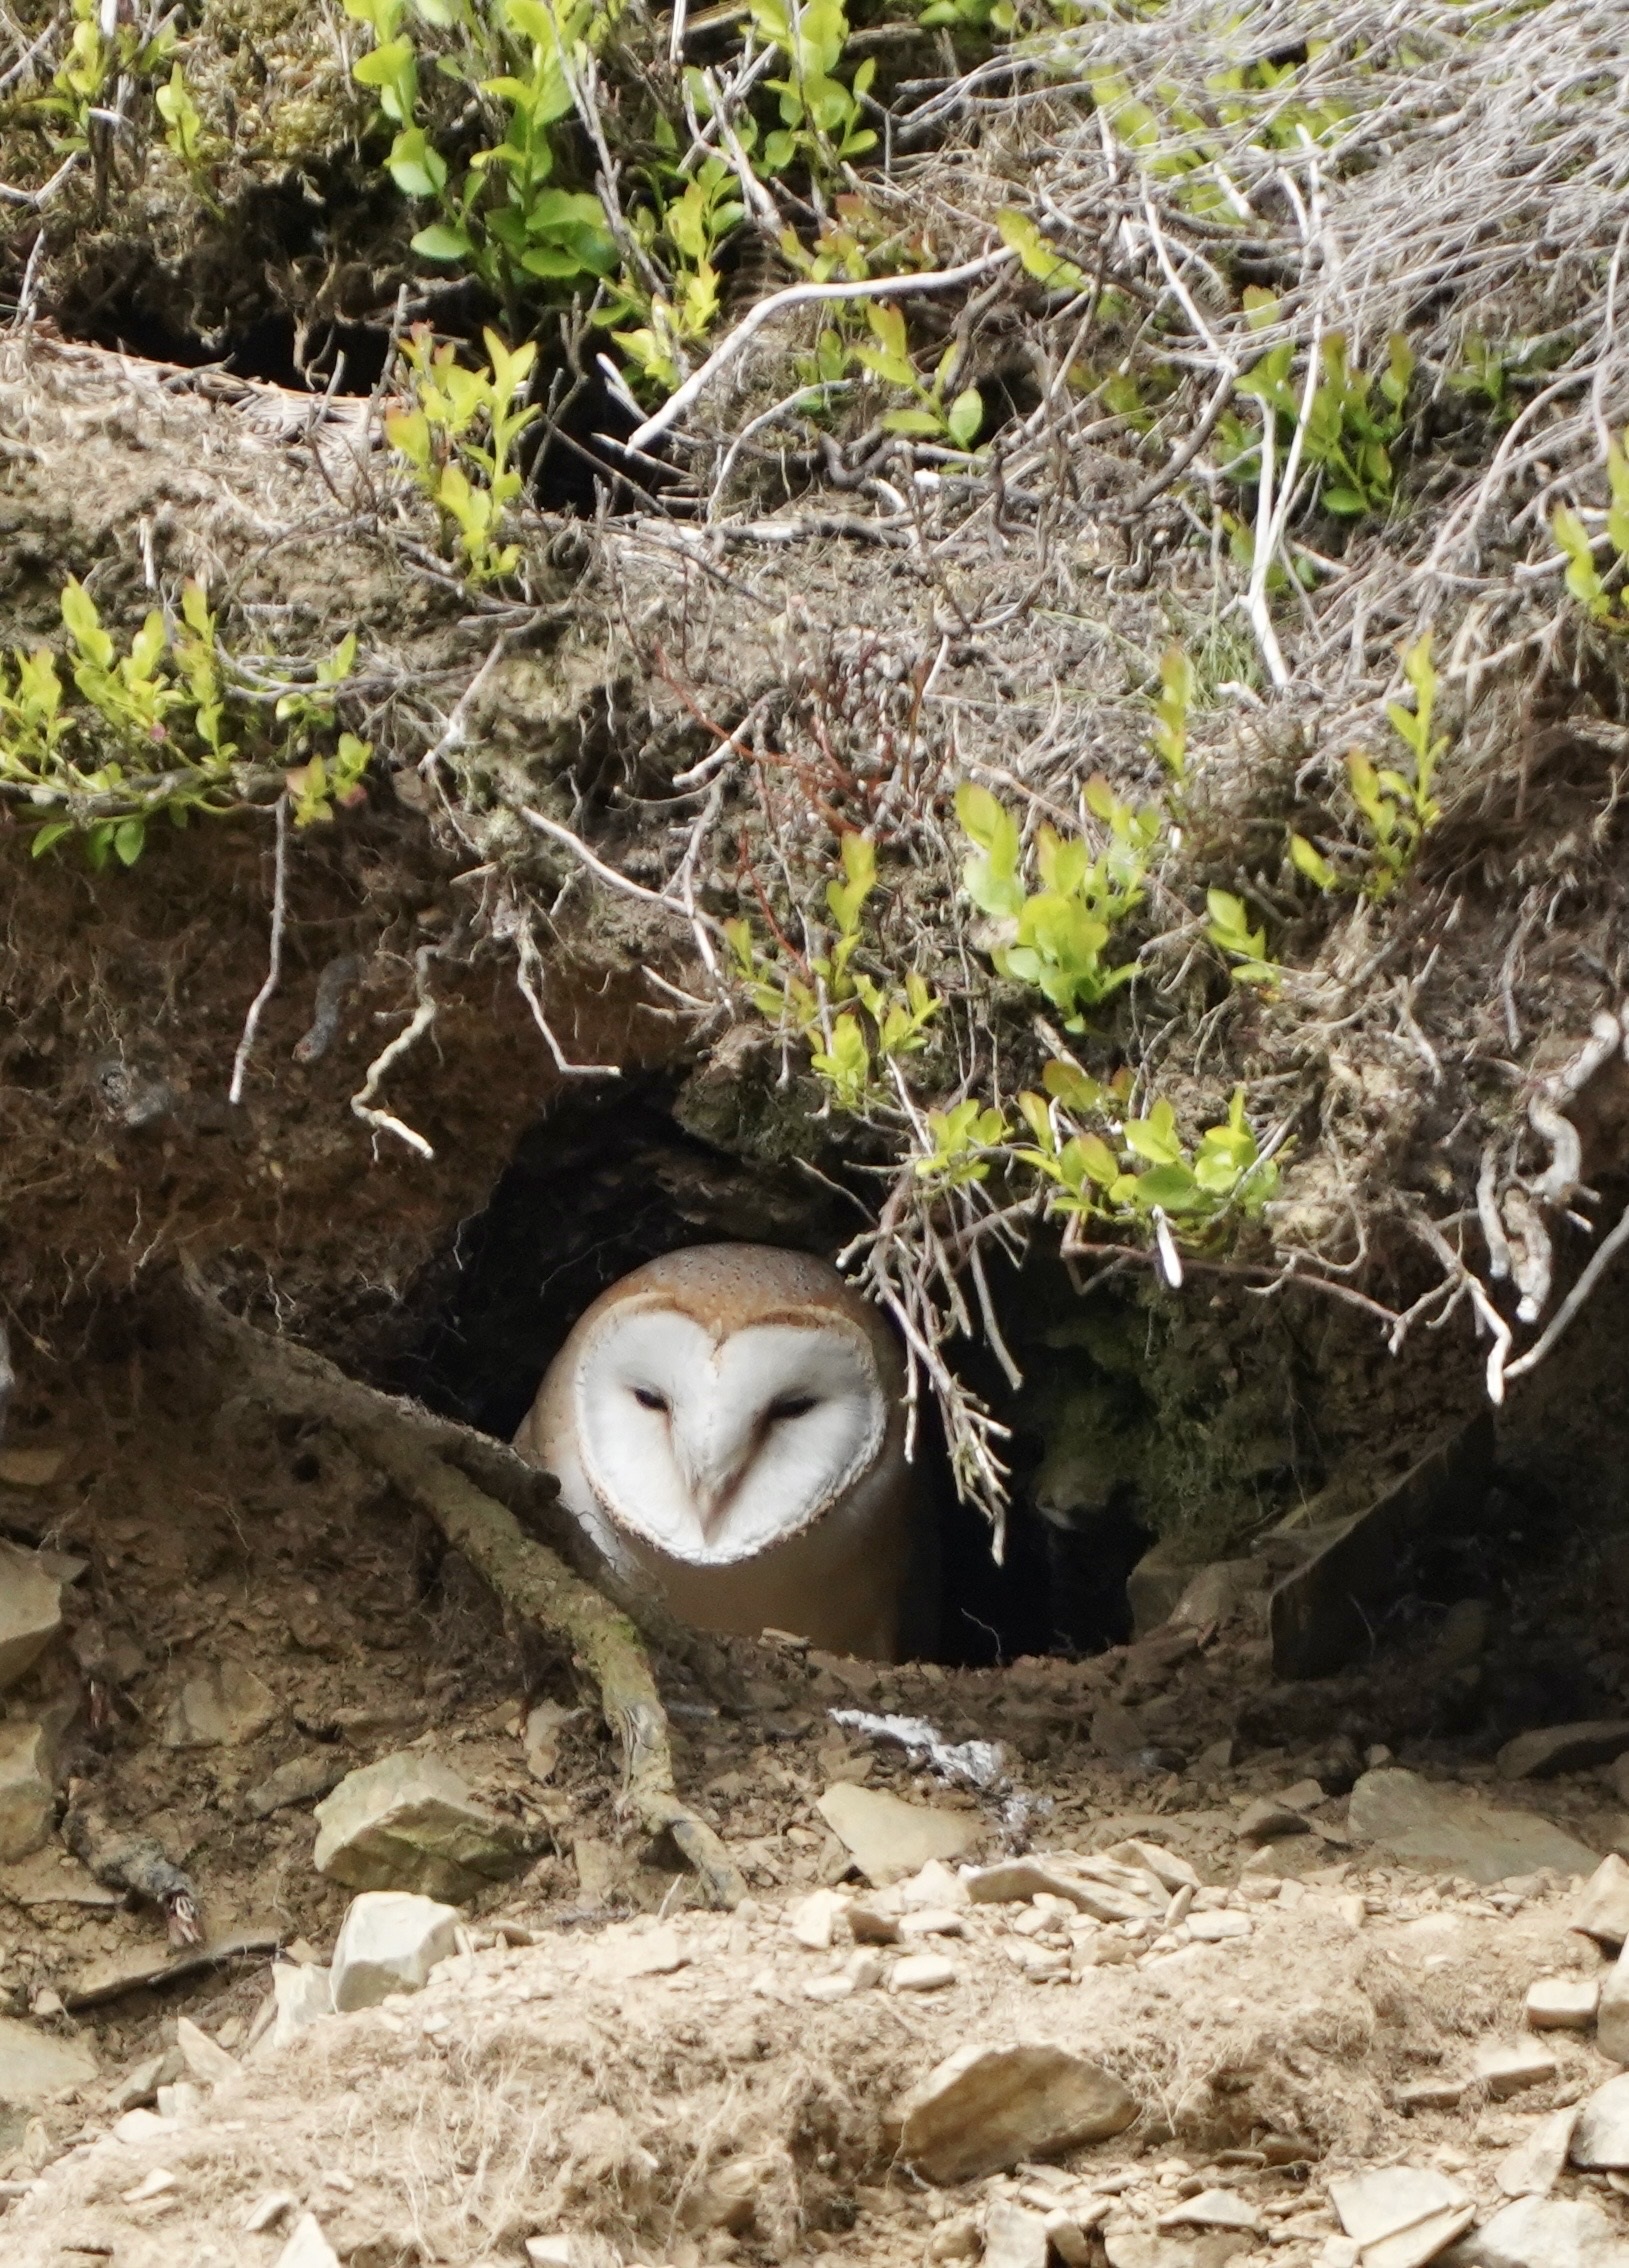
[514,1244,927,1661]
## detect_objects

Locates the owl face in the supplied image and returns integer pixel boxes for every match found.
[571,1296,888,1565]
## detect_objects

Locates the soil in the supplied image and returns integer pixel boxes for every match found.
[4,1315,1629,2263]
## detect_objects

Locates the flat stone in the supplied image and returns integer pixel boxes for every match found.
[1498,1722,1629,1779]
[1570,2072,1629,2168]
[276,2213,342,2268]
[174,2015,238,2087]
[1347,1768,1599,1886]
[0,1849,117,1908]
[331,1891,461,2011]
[1573,1854,1629,1950]
[983,2199,1050,2268]
[1186,1910,1251,1942]
[1364,2206,1476,2268]
[1395,2079,1468,2112]
[312,1751,529,1901]
[0,2013,97,2101]
[0,1720,54,1862]
[242,1751,348,1819]
[594,1925,689,1982]
[890,1952,957,1992]
[0,1446,66,1487]
[1446,2196,1622,2267]
[1105,1840,1200,1892]
[803,1974,853,2003]
[1269,1417,1493,1679]
[1475,2039,1558,2097]
[267,1960,335,2049]
[962,1858,1152,1923]
[1235,1797,1311,1843]
[112,2106,171,2143]
[815,1783,978,1886]
[0,1541,63,1691]
[1158,2191,1261,2233]
[1168,1560,1262,1633]
[1330,2168,1468,2246]
[162,1658,282,1748]
[1104,2231,1251,2268]
[899,1859,970,1909]
[1525,1975,1599,2030]
[525,2242,574,2268]
[892,2042,1137,2182]
[1498,2106,1579,2197]
[1598,1941,1629,2061]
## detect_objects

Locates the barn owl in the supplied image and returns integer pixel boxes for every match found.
[514,1244,926,1661]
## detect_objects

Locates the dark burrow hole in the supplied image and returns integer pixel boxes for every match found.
[391,1080,1139,1667]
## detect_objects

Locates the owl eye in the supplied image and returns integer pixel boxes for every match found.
[632,1386,670,1413]
[767,1393,818,1423]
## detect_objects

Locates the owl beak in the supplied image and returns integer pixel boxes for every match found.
[675,1427,751,1541]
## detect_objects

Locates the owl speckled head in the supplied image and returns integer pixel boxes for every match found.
[514,1243,923,1659]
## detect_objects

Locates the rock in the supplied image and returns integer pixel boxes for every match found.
[1497,2106,1579,2196]
[243,2194,297,2234]
[331,1891,461,2011]
[892,2042,1138,2182]
[1446,2196,1622,2267]
[108,2053,167,2113]
[1347,1768,1599,1885]
[1497,1722,1629,1779]
[1105,1840,1200,1892]
[848,1903,900,1943]
[1525,1975,1599,2030]
[0,2013,97,2101]
[1598,1942,1629,2062]
[0,1446,66,1487]
[312,1752,530,1901]
[174,2015,238,2086]
[1269,1417,1493,1679]
[900,1908,967,1940]
[1330,2168,1468,2247]
[788,1889,848,1949]
[243,1751,348,1819]
[1235,1797,1311,1843]
[0,1720,54,1862]
[890,1953,957,1991]
[1168,1561,1262,1632]
[899,1859,970,1908]
[803,1974,853,2003]
[1396,2078,1468,2112]
[162,1658,282,1748]
[1475,2039,1558,2097]
[594,1926,689,1982]
[112,2106,170,2143]
[1186,1910,1251,1942]
[157,2078,201,2121]
[526,2241,574,2267]
[815,1783,978,1886]
[268,1960,335,2049]
[962,1858,1152,1923]
[0,1541,63,1691]
[983,2199,1049,2268]
[1570,2072,1629,2167]
[1105,2232,1251,2268]
[1573,1854,1629,1950]
[276,2213,342,2268]
[1363,2207,1476,2268]
[1158,2192,1261,2232]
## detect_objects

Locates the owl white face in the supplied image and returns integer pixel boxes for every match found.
[572,1302,887,1565]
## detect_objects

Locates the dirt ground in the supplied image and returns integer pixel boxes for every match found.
[4,1320,1629,2265]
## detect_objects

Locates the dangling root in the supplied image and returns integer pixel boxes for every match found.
[177,1267,747,1909]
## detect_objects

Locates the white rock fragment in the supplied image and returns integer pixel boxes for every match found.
[594,1925,689,1982]
[1185,1910,1251,1942]
[802,1974,854,2003]
[890,1952,957,1992]
[900,1908,968,1940]
[1596,1940,1629,2063]
[112,2107,169,2144]
[1329,2167,1467,2247]
[1525,1975,1600,2030]
[1498,2105,1580,2197]
[276,2212,342,2268]
[314,1751,529,1900]
[1451,2195,1622,2267]
[1105,1839,1200,1892]
[120,2168,177,2205]
[330,1890,461,2012]
[1157,2188,1261,2232]
[525,2238,575,2267]
[900,1859,971,1909]
[788,1889,848,1950]
[268,1959,336,2048]
[1574,1853,1629,1951]
[162,1657,282,1748]
[174,2014,239,2087]
[846,1949,883,1989]
[1361,2203,1476,2268]
[1475,2038,1559,2097]
[243,2193,297,2234]
[983,2198,1049,2268]
[1570,2072,1629,2168]
[892,2042,1138,2183]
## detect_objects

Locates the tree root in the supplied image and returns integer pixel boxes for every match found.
[177,1268,747,1908]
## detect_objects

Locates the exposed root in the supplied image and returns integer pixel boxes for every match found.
[178,1268,748,1909]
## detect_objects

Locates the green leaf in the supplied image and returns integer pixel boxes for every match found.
[31,821,72,858]
[113,815,146,865]
[1041,1059,1106,1116]
[387,126,447,198]
[1132,1163,1201,1212]
[946,387,984,450]
[410,222,474,261]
